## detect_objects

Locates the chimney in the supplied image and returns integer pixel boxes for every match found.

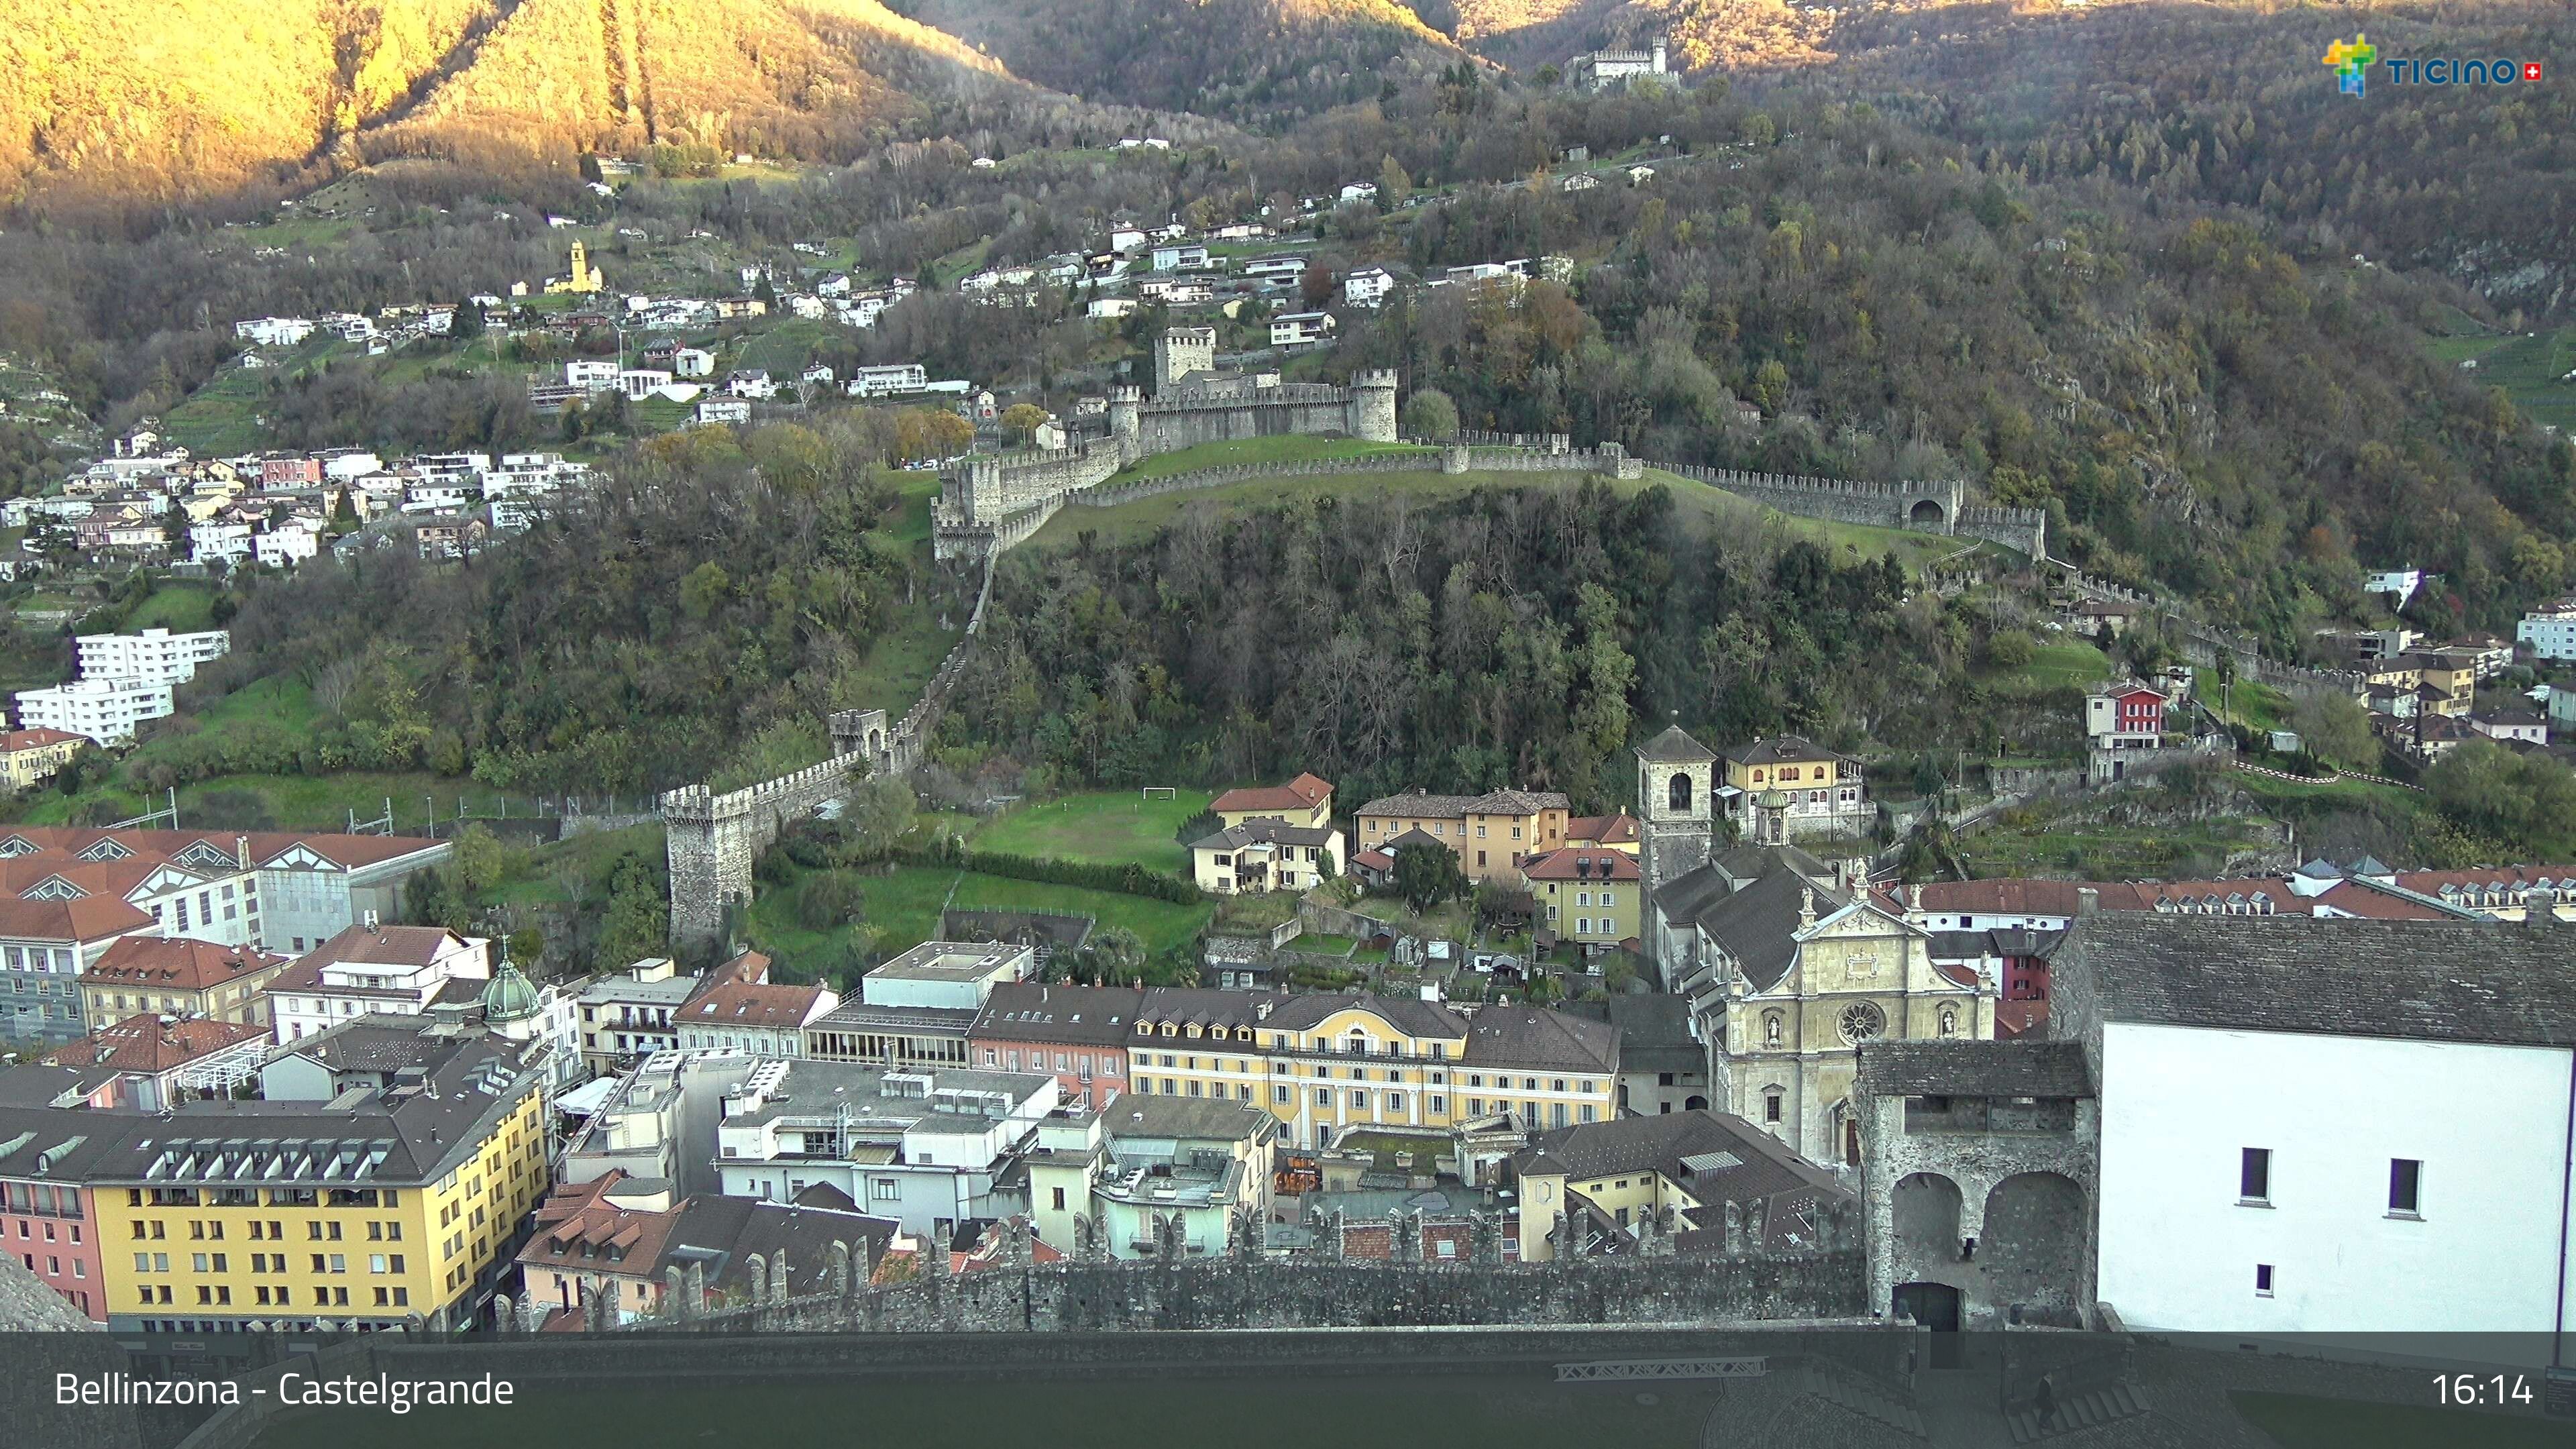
[364,908,380,932]
[235,835,250,870]
[2533,892,2557,932]
[2076,888,2099,918]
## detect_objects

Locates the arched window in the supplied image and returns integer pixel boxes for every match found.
[1668,772,1693,812]
[1762,1012,1783,1047]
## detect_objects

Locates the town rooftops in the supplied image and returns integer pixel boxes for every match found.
[265,1013,490,1080]
[1560,993,1699,1075]
[1855,1039,2093,1099]
[1211,773,1333,816]
[1103,1093,1275,1143]
[80,936,286,991]
[1513,1109,1849,1245]
[298,922,473,969]
[1566,813,1640,847]
[2055,915,2576,1047]
[0,893,153,942]
[0,728,85,752]
[685,977,828,1030]
[1656,859,1851,993]
[970,982,1140,1045]
[1354,786,1572,818]
[44,1014,267,1076]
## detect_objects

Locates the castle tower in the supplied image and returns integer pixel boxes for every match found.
[1652,36,1668,74]
[568,241,600,293]
[1349,370,1399,443]
[1635,722,1717,898]
[1153,327,1216,395]
[1108,385,1142,455]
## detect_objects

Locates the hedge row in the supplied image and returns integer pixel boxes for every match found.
[890,842,1200,904]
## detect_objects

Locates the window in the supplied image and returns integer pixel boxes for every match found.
[2389,1159,2422,1217]
[2239,1148,2271,1204]
[1273,1085,1291,1104]
[1315,1088,1331,1106]
[2255,1264,2275,1297]
[1052,1187,1066,1212]
[1763,1087,1784,1124]
[1668,773,1693,811]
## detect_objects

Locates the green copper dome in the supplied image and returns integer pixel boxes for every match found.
[481,959,543,1023]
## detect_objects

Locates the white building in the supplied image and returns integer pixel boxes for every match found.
[727,372,780,400]
[187,523,254,566]
[845,363,929,398]
[714,1057,1059,1235]
[859,941,1032,1012]
[74,628,230,687]
[1343,267,1397,309]
[263,921,492,1044]
[1150,245,1210,272]
[15,677,176,746]
[2064,915,2576,1338]
[1270,311,1336,347]
[616,369,674,400]
[1568,36,1669,92]
[254,525,321,569]
[671,347,716,378]
[1244,256,1307,282]
[1087,298,1138,321]
[696,398,751,426]
[233,317,315,347]
[566,359,620,392]
[2363,567,2424,608]
[1339,182,1379,205]
[2518,600,2576,661]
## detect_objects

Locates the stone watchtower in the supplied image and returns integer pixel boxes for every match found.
[1348,370,1399,443]
[1153,327,1217,395]
[1108,386,1143,460]
[1635,722,1719,898]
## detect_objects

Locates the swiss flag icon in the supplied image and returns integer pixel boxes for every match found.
[2524,62,2544,82]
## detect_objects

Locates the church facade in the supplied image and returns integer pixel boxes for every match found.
[1634,724,1994,1167]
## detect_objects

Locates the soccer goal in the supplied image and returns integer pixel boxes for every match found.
[1140,786,1179,801]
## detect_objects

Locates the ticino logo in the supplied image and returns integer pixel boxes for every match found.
[2324,34,2544,97]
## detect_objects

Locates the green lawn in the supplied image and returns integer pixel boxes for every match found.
[125,583,220,633]
[1104,437,1429,483]
[9,769,468,833]
[1988,638,2114,693]
[743,863,1214,985]
[2424,325,2576,433]
[2231,1391,2572,1448]
[2229,768,2425,816]
[968,788,1215,871]
[252,1374,1725,1449]
[1036,460,1981,576]
[733,319,842,379]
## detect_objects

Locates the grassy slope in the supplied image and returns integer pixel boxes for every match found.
[967,787,1216,871]
[1033,459,1987,574]
[742,862,1213,980]
[2424,325,2576,435]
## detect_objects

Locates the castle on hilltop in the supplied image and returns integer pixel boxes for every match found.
[931,329,1398,561]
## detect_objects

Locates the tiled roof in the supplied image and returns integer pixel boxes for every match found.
[0,893,154,943]
[1656,859,1845,993]
[1354,787,1571,819]
[1521,847,1640,881]
[1458,1006,1619,1073]
[303,922,471,969]
[685,979,827,1030]
[0,728,85,753]
[81,935,286,991]
[1560,993,1699,1074]
[1722,735,1848,767]
[1211,773,1333,815]
[969,983,1141,1046]
[46,1014,267,1075]
[1514,1110,1849,1250]
[1191,816,1338,851]
[1102,1093,1275,1143]
[1633,725,1717,763]
[1566,814,1640,846]
[2055,916,2576,1046]
[1855,1039,2092,1098]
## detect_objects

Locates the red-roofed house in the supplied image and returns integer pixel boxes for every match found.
[676,949,836,1055]
[43,1012,268,1108]
[1520,847,1642,952]
[1563,813,1641,855]
[264,921,490,1042]
[78,936,292,1031]
[0,727,85,792]
[1212,773,1334,829]
[0,892,161,1049]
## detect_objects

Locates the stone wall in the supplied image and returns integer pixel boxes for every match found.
[1858,1089,2100,1332]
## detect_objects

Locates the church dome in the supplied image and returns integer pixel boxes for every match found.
[481,959,543,1024]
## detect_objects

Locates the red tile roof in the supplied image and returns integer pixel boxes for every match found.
[684,979,825,1030]
[1566,814,1640,847]
[303,922,472,969]
[0,728,85,753]
[0,893,155,943]
[82,936,288,991]
[44,1013,266,1075]
[1212,773,1334,815]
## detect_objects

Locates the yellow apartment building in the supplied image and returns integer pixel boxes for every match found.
[1111,989,1618,1150]
[0,728,86,792]
[1352,788,1573,882]
[1211,773,1335,830]
[1521,846,1643,950]
[93,1038,549,1333]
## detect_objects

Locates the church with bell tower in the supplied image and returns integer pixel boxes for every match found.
[1634,721,1993,1167]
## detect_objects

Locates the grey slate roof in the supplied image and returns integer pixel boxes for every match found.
[971,982,1142,1045]
[1513,1109,1849,1248]
[1191,817,1338,851]
[2056,915,2576,1047]
[1562,993,1701,1075]
[0,1252,97,1330]
[1635,724,1718,763]
[1855,1040,2093,1098]
[1656,859,1848,993]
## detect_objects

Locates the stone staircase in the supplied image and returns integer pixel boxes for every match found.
[2006,1382,2151,1442]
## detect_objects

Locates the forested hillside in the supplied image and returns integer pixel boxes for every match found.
[898,0,1467,125]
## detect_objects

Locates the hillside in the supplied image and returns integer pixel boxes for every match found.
[0,0,1030,207]
[1444,0,1831,73]
[896,0,1468,125]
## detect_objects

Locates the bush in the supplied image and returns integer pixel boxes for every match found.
[1173,808,1222,848]
[792,870,869,930]
[891,843,1199,903]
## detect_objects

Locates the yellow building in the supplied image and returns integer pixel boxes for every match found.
[1719,735,1872,843]
[79,936,294,1030]
[2404,652,2476,716]
[1510,1108,1851,1262]
[545,241,603,295]
[1211,773,1334,830]
[93,1036,549,1333]
[1521,846,1642,951]
[1114,989,1619,1150]
[0,727,86,791]
[1352,787,1572,882]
